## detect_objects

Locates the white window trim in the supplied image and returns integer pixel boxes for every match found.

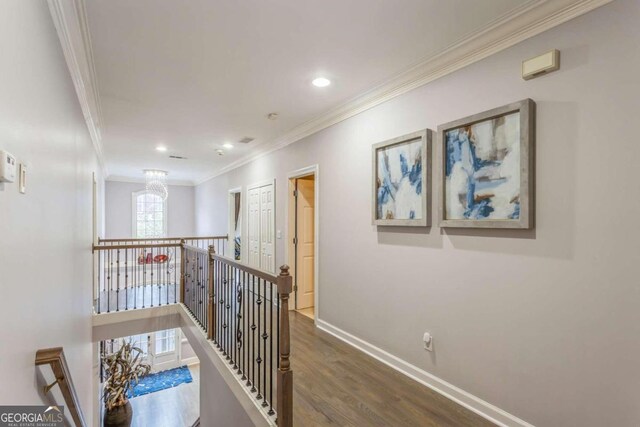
[131,190,168,238]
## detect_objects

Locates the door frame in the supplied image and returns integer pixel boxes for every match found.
[285,165,319,323]
[246,179,276,272]
[228,187,242,261]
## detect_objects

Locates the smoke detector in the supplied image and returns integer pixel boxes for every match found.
[267,112,279,120]
[216,149,224,156]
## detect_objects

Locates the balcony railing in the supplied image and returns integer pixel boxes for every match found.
[92,236,292,426]
[93,236,227,313]
[181,245,294,427]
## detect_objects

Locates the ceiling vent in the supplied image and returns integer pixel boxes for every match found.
[169,155,188,160]
[238,137,254,144]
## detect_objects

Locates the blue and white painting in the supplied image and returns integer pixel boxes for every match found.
[445,112,520,220]
[376,139,423,220]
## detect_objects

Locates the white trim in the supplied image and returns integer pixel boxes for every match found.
[131,190,168,238]
[181,356,200,367]
[195,0,612,186]
[47,0,107,175]
[316,319,536,427]
[285,165,320,323]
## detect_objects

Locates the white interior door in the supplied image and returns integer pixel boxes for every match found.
[296,178,315,309]
[247,182,275,272]
[248,188,261,268]
[260,184,275,273]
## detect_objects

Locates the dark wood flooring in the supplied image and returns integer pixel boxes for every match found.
[290,313,494,427]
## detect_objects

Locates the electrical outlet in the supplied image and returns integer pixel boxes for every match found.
[423,332,433,352]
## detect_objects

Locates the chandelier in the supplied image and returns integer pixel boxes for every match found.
[144,169,169,201]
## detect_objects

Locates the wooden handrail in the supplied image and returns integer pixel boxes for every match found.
[210,253,279,283]
[93,242,182,251]
[98,235,227,243]
[35,347,87,427]
[182,243,209,254]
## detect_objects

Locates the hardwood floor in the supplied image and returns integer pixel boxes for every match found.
[128,364,199,427]
[296,307,315,320]
[290,313,494,427]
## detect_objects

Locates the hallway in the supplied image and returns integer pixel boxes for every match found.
[290,313,493,427]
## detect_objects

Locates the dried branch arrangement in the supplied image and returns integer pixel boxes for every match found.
[102,341,151,410]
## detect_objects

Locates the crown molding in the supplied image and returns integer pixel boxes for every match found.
[195,0,612,186]
[47,0,107,176]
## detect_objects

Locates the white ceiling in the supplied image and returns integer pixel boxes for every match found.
[86,0,531,184]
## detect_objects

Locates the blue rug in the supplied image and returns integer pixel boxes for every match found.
[128,365,193,398]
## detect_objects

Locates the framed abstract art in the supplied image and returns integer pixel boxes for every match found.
[438,99,535,229]
[372,129,431,226]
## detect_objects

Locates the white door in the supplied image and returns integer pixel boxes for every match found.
[247,182,275,273]
[296,178,315,309]
[248,188,261,268]
[260,184,275,273]
[148,329,181,372]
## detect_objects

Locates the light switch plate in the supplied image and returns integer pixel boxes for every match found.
[19,163,26,194]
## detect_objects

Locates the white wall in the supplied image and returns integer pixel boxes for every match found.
[0,0,103,419]
[105,181,195,238]
[195,1,640,426]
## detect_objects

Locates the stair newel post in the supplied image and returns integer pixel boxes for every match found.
[208,244,216,340]
[276,265,293,427]
[180,239,186,304]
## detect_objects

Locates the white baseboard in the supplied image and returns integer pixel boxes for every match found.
[181,356,200,367]
[316,319,535,427]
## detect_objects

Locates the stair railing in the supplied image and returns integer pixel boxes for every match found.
[35,347,87,427]
[180,245,293,426]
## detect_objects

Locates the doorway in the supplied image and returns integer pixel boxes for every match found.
[288,170,317,320]
[228,188,242,261]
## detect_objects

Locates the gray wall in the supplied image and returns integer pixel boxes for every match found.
[0,0,102,418]
[195,1,640,426]
[105,181,195,238]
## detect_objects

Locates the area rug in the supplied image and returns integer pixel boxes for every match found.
[128,365,193,398]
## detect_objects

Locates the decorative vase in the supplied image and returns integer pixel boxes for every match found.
[103,401,133,427]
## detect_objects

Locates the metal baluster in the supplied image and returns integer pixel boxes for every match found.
[261,278,268,407]
[269,281,274,415]
[250,275,256,392]
[97,250,101,314]
[241,270,246,381]
[108,249,112,313]
[150,247,155,307]
[142,249,146,309]
[256,277,263,400]
[233,267,237,369]
[125,249,129,311]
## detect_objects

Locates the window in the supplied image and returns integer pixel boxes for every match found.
[155,329,176,354]
[133,191,167,238]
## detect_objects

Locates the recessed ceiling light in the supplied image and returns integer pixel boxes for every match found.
[223,143,234,149]
[312,77,331,87]
[156,146,167,152]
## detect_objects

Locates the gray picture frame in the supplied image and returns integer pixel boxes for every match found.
[372,129,432,227]
[437,99,535,229]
